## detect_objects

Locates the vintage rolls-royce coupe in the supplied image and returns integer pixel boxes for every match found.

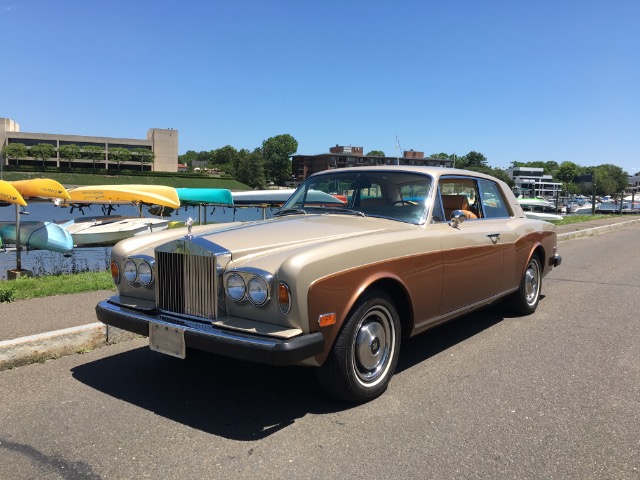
[96,166,561,402]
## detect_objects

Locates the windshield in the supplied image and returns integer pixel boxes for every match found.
[281,170,432,224]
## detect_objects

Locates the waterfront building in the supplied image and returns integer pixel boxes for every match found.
[0,118,178,172]
[628,174,640,196]
[507,166,562,198]
[292,145,453,182]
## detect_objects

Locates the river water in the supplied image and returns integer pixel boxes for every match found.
[0,202,279,279]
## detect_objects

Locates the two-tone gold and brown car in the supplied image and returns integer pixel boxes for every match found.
[96,166,561,402]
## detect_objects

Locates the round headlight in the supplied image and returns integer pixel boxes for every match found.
[124,260,137,283]
[137,261,153,286]
[247,276,269,305]
[226,273,246,302]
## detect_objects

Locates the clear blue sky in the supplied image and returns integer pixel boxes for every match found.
[2,0,639,174]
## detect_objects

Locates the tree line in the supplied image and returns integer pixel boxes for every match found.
[508,160,630,197]
[1,142,154,170]
[179,134,298,189]
[430,152,630,197]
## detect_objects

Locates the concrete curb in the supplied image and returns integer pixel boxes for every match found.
[557,218,640,241]
[1,218,638,372]
[0,323,138,371]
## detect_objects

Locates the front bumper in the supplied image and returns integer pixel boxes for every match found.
[551,254,562,267]
[95,299,325,366]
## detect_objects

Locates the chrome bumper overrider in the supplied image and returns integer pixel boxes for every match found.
[552,254,562,267]
[95,299,324,365]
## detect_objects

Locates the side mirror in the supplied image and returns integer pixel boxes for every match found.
[450,210,466,228]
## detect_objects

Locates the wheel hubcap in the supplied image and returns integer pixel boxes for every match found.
[353,306,394,384]
[524,261,540,305]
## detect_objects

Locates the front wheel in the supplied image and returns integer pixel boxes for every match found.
[317,290,401,403]
[507,254,542,315]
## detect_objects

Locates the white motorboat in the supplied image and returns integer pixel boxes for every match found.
[518,198,563,221]
[63,216,170,247]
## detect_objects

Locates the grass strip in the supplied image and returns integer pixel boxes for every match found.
[0,271,114,302]
[549,214,608,225]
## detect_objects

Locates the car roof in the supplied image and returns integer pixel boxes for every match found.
[307,165,502,183]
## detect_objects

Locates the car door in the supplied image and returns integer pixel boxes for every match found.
[437,176,514,314]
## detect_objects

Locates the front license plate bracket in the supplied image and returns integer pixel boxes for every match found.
[149,322,186,359]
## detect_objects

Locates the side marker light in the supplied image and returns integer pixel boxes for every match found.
[318,313,337,327]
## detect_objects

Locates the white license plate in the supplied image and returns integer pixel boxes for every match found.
[149,322,186,359]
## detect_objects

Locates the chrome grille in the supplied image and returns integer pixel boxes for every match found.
[156,251,218,319]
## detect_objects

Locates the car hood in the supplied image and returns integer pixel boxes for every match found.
[190,213,406,260]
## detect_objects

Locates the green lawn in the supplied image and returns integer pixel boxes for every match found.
[0,271,114,302]
[549,214,608,225]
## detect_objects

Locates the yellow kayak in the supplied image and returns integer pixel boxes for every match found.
[0,180,28,206]
[10,178,71,200]
[66,184,180,209]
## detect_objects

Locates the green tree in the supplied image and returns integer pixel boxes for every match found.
[554,161,582,196]
[58,144,81,169]
[262,134,298,185]
[544,161,559,176]
[555,161,580,183]
[464,151,488,168]
[213,145,238,166]
[366,150,385,156]
[108,147,132,170]
[178,150,199,169]
[82,145,104,169]
[2,143,28,166]
[592,164,629,196]
[234,148,266,188]
[132,148,154,170]
[30,143,57,167]
[456,151,488,169]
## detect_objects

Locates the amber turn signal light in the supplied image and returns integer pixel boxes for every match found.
[278,282,291,314]
[318,313,337,327]
[110,261,120,284]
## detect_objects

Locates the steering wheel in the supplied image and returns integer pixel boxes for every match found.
[392,200,415,206]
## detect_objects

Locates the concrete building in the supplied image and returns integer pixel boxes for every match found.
[507,166,562,198]
[628,175,640,196]
[292,145,453,182]
[0,118,178,172]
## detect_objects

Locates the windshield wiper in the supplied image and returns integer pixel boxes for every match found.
[273,208,307,217]
[314,206,366,217]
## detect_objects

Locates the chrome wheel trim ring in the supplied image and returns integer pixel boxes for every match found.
[524,259,540,305]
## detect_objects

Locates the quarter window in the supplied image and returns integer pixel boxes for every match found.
[478,179,511,218]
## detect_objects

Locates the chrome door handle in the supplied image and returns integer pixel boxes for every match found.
[487,233,500,244]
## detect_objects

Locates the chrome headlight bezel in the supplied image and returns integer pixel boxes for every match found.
[224,268,273,306]
[226,273,246,302]
[137,261,153,286]
[122,255,155,287]
[123,259,137,284]
[247,276,269,306]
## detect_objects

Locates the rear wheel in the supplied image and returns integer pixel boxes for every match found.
[317,290,401,403]
[507,254,542,315]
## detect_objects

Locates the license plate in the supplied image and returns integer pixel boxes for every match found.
[149,322,186,359]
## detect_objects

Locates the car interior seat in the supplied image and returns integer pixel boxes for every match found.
[442,194,478,220]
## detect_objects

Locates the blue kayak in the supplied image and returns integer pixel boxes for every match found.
[0,221,74,253]
[176,188,234,206]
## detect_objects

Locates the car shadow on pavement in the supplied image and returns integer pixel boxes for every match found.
[71,304,511,441]
[396,305,509,373]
